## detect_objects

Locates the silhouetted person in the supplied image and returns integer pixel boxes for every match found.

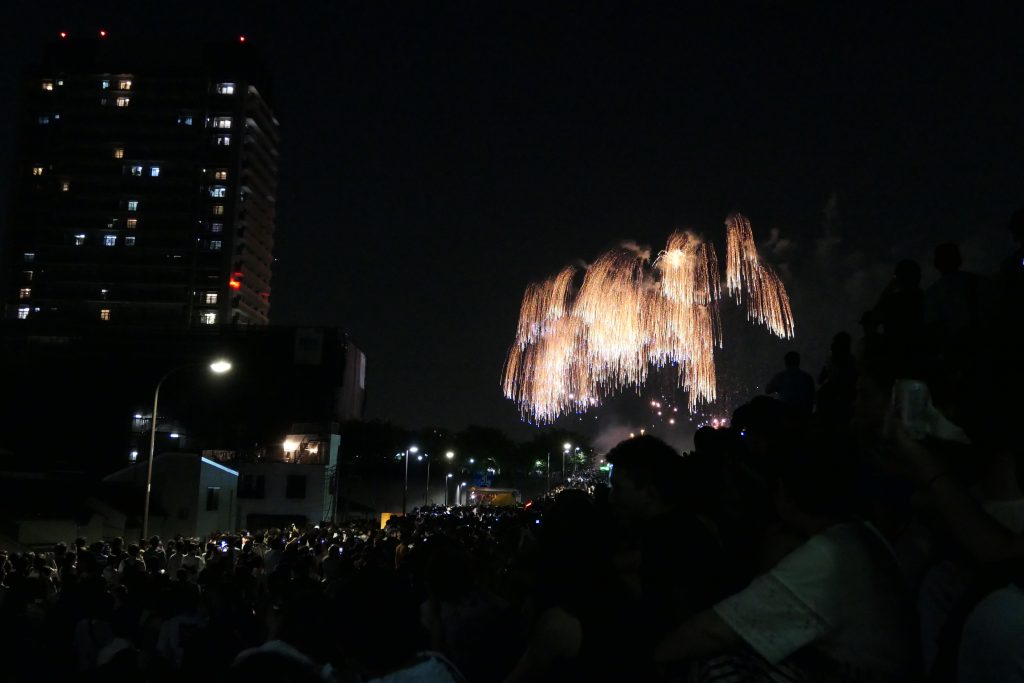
[765,351,815,414]
[873,259,924,375]
[817,332,858,425]
[925,243,983,338]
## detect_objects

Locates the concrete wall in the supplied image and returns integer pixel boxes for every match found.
[236,462,327,528]
[195,458,238,537]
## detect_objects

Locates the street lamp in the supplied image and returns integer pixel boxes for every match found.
[563,442,571,483]
[445,473,453,506]
[423,453,433,507]
[402,445,418,515]
[143,359,231,539]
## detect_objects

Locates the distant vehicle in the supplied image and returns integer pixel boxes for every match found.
[466,486,521,507]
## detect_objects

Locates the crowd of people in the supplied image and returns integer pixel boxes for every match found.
[1,218,1023,682]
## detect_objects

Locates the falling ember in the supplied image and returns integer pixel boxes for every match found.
[503,213,794,423]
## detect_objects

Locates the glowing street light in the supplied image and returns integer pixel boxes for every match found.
[402,446,418,515]
[144,359,232,538]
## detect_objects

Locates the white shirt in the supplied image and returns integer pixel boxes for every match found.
[714,522,914,680]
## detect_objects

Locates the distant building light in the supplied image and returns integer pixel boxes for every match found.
[59,31,67,39]
[216,83,236,95]
[101,80,110,90]
[74,234,86,246]
[200,311,217,325]
[130,165,143,176]
[125,236,136,246]
[239,35,246,43]
[115,96,130,107]
[113,147,124,159]
[32,166,44,176]
[169,433,179,439]
[99,308,110,321]
[99,29,107,38]
[150,166,160,177]
[134,414,143,419]
[119,79,132,90]
[129,450,138,462]
[17,307,30,320]
[41,80,54,91]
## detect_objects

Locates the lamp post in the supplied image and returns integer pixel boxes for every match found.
[546,452,551,493]
[563,442,571,484]
[423,453,432,507]
[445,451,454,506]
[143,359,232,539]
[402,446,418,515]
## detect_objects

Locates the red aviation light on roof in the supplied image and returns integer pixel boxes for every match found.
[59,31,68,39]
[99,29,108,38]
[239,35,247,43]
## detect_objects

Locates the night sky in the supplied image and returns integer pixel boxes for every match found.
[2,3,1021,439]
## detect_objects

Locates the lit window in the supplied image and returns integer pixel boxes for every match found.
[150,166,160,177]
[101,80,110,89]
[215,135,231,146]
[41,80,54,91]
[19,288,31,299]
[129,450,138,462]
[209,240,222,251]
[74,234,86,245]
[210,222,223,233]
[38,115,50,125]
[128,200,138,211]
[119,79,132,90]
[216,83,235,95]
[204,292,219,304]
[200,311,217,325]
[178,114,193,126]
[125,236,136,246]
[61,181,70,192]
[23,253,35,262]
[130,165,143,176]
[212,205,224,215]
[103,234,117,246]
[210,186,226,198]
[23,271,33,282]
[214,170,228,180]
[100,288,108,299]
[213,117,232,129]
[116,96,130,107]
[18,307,30,320]
[125,218,138,230]
[100,309,111,321]
[32,166,44,176]
[114,147,124,159]
[57,79,63,86]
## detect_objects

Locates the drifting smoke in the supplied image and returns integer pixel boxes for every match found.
[503,213,794,424]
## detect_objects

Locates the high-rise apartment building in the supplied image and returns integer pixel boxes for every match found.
[3,34,278,327]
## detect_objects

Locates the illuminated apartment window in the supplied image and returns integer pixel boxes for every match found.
[23,253,35,263]
[126,218,138,229]
[103,234,117,246]
[150,166,160,177]
[18,288,31,299]
[216,83,235,95]
[100,289,109,300]
[23,271,33,282]
[100,309,111,321]
[130,165,143,176]
[113,147,125,159]
[119,79,132,90]
[101,80,110,89]
[125,236,136,246]
[178,114,193,126]
[38,115,50,125]
[32,166,44,176]
[18,307,30,320]
[57,79,63,86]
[214,170,228,180]
[129,450,138,463]
[212,204,224,216]
[209,240,222,251]
[210,186,226,198]
[115,96,130,107]
[204,292,219,304]
[210,222,223,233]
[200,311,217,325]
[61,181,70,192]
[213,117,232,129]
[215,134,231,146]
[128,200,138,211]
[74,234,86,245]
[41,80,54,91]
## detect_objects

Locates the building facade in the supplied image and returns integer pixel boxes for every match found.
[3,34,278,327]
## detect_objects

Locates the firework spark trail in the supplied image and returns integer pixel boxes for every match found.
[504,213,793,423]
